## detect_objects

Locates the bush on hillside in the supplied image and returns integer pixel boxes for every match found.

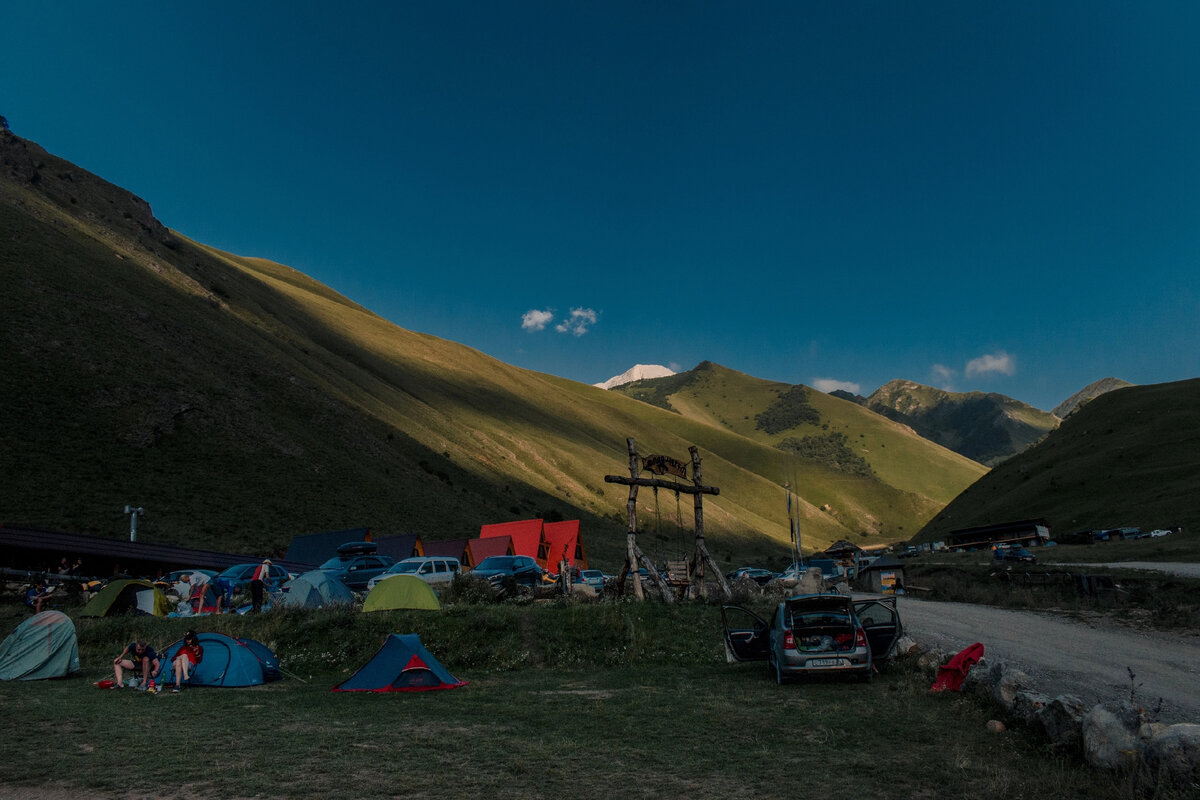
[755,386,820,434]
[775,431,875,477]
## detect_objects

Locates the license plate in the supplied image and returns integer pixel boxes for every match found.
[810,658,843,667]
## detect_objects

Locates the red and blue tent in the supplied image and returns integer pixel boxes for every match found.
[332,634,465,693]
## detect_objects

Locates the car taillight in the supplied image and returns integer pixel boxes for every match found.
[783,631,796,651]
[855,628,867,648]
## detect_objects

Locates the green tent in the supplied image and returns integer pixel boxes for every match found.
[361,575,440,612]
[80,579,169,617]
[0,611,80,680]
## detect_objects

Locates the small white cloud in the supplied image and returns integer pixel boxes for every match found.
[521,309,554,332]
[555,307,598,336]
[965,351,1016,377]
[813,378,861,395]
[931,363,956,386]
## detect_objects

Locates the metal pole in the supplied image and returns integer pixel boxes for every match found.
[125,505,144,542]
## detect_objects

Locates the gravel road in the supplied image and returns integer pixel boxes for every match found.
[900,594,1200,725]
[1055,561,1200,579]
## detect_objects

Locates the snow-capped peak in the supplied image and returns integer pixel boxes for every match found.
[594,364,675,390]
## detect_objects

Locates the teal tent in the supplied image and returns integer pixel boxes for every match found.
[0,611,80,680]
[281,570,356,608]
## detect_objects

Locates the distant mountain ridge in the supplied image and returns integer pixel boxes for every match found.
[1052,377,1134,418]
[859,380,1061,467]
[594,364,675,389]
[610,362,988,524]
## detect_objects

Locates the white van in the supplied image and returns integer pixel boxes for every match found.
[366,556,462,590]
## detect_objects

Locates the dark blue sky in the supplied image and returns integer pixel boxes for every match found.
[4,2,1199,410]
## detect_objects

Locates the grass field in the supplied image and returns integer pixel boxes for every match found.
[0,596,1181,800]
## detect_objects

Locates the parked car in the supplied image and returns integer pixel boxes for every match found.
[367,556,461,590]
[213,562,290,592]
[726,567,776,585]
[1148,529,1172,538]
[318,552,396,590]
[579,569,606,589]
[722,593,902,684]
[470,555,543,587]
[995,547,1037,564]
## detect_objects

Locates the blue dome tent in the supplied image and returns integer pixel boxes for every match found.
[160,632,281,687]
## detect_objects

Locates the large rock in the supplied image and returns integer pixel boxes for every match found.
[1082,701,1147,770]
[1141,723,1200,787]
[1035,695,1089,753]
[1010,690,1052,726]
[961,659,1034,711]
[795,568,825,595]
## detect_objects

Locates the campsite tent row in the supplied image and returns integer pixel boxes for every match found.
[286,518,588,572]
[1,612,462,696]
[0,615,281,687]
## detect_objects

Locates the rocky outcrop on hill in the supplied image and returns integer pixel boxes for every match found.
[864,379,1059,466]
[1052,377,1134,419]
[1,125,172,253]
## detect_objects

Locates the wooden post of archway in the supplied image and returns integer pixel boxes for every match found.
[686,445,732,600]
[604,438,728,601]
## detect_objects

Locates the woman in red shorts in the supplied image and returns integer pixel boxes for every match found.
[170,630,204,692]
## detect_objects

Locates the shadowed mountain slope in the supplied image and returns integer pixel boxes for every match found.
[0,127,981,566]
[915,379,1200,542]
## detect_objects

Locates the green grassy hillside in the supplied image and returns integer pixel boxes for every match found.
[0,127,981,569]
[611,362,987,505]
[915,379,1200,542]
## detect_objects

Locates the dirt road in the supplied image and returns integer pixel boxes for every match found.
[899,596,1200,725]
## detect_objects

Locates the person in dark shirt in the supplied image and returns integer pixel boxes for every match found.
[113,640,160,688]
[24,582,51,613]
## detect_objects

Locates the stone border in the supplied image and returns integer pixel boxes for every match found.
[900,636,1200,788]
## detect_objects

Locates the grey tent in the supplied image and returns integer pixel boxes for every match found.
[281,570,356,608]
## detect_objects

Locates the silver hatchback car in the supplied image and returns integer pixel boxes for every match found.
[722,593,902,684]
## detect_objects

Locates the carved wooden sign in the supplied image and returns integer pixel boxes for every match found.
[642,454,687,478]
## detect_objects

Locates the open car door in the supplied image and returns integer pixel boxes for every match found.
[721,605,770,663]
[852,596,903,660]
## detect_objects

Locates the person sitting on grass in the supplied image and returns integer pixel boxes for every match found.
[170,630,204,692]
[113,640,160,689]
[24,581,51,613]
